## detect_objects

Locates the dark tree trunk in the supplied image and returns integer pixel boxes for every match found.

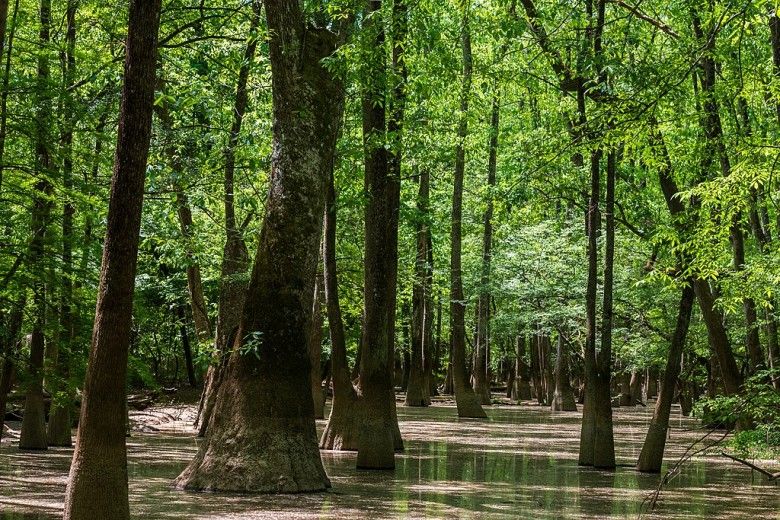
[0,298,23,439]
[175,2,342,492]
[552,333,577,411]
[320,147,359,451]
[309,273,325,419]
[405,167,433,407]
[473,90,500,406]
[530,333,544,405]
[177,307,197,388]
[637,283,695,473]
[63,1,161,517]
[645,368,658,400]
[195,2,259,435]
[449,6,485,419]
[0,0,18,193]
[356,0,405,470]
[176,189,212,344]
[46,0,78,449]
[513,334,532,401]
[20,0,54,452]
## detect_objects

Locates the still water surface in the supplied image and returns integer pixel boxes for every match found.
[0,401,777,518]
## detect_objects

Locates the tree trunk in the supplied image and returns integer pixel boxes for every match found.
[0,298,23,439]
[177,307,197,388]
[552,333,577,411]
[46,0,78,449]
[356,0,405,470]
[20,0,54,452]
[174,3,342,492]
[449,6,486,420]
[195,1,259,435]
[473,90,500,407]
[309,273,325,419]
[63,1,161,517]
[319,147,359,451]
[0,0,19,193]
[637,283,695,473]
[513,334,532,401]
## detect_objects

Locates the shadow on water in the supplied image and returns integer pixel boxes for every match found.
[0,401,778,518]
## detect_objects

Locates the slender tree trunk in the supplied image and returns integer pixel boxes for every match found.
[473,90,500,406]
[320,148,359,451]
[513,334,532,401]
[0,297,23,439]
[20,0,54,452]
[552,333,577,411]
[175,2,342,491]
[406,168,432,407]
[450,5,486,420]
[0,0,19,193]
[637,283,695,473]
[309,273,325,419]
[63,1,161,517]
[46,0,78,449]
[195,1,259,434]
[356,0,405,469]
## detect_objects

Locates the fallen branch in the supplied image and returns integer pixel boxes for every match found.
[720,451,780,480]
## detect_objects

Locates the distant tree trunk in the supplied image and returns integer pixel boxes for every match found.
[0,298,23,439]
[513,334,532,401]
[356,0,405,470]
[645,368,658,399]
[320,149,359,451]
[309,273,325,419]
[177,307,197,388]
[195,1,259,435]
[20,0,54,452]
[552,333,577,411]
[432,294,443,396]
[473,90,500,406]
[46,0,78,449]
[449,6,486,420]
[618,367,632,406]
[406,168,433,407]
[0,0,19,193]
[63,1,161,518]
[541,333,554,405]
[637,282,695,473]
[629,371,642,405]
[174,2,342,492]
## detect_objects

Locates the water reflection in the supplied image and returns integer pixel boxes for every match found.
[0,402,777,518]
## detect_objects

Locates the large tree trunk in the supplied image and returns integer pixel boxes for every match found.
[20,0,54,452]
[174,3,342,492]
[405,168,433,407]
[552,333,577,411]
[356,0,405,470]
[63,1,161,517]
[450,5,486,420]
[195,2,259,435]
[637,282,695,473]
[319,150,359,451]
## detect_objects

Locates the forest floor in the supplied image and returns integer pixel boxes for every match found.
[0,394,778,519]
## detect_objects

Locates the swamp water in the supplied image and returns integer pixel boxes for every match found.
[0,401,777,519]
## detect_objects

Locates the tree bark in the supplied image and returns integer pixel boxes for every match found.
[356,0,405,469]
[552,333,577,411]
[513,334,532,401]
[309,273,325,419]
[405,167,433,407]
[63,1,161,517]
[637,282,695,473]
[0,297,23,439]
[473,90,500,406]
[450,5,486,420]
[195,1,259,435]
[20,0,54,452]
[175,1,342,492]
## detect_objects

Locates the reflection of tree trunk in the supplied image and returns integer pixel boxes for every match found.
[63,1,161,516]
[638,282,694,473]
[450,6,486,419]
